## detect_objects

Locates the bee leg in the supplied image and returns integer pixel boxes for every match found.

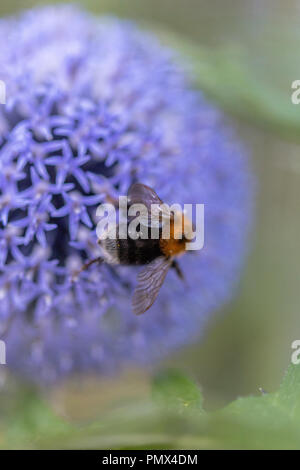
[171,260,184,281]
[105,193,119,208]
[72,256,103,280]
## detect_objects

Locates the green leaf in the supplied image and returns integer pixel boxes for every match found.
[0,387,73,449]
[274,363,300,419]
[152,369,203,413]
[3,365,300,449]
[205,364,300,449]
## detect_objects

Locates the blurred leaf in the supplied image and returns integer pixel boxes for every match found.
[156,29,300,142]
[3,365,300,449]
[274,363,300,419]
[205,364,300,449]
[0,387,73,449]
[152,369,203,413]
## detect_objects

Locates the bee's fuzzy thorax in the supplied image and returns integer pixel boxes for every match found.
[159,217,187,257]
[159,238,186,257]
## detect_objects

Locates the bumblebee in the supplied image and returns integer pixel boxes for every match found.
[77,183,193,315]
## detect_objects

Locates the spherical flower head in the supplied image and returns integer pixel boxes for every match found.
[0,5,253,383]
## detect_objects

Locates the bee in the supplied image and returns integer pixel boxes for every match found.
[77,183,193,315]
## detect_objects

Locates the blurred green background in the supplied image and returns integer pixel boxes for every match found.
[1,0,300,447]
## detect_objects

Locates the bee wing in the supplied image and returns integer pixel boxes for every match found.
[132,256,171,315]
[127,183,163,208]
[127,183,172,228]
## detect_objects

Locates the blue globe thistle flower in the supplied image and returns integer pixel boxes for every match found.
[0,5,252,383]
